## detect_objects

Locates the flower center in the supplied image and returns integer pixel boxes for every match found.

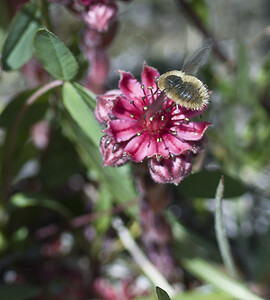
[142,110,168,135]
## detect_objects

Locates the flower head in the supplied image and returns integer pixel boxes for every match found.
[96,63,211,184]
[83,1,117,32]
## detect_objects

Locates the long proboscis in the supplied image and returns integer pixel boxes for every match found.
[140,92,166,121]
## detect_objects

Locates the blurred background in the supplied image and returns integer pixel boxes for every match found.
[1,0,270,299]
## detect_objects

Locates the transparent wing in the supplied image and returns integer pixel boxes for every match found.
[182,38,213,75]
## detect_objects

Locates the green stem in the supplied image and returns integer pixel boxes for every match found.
[40,0,52,30]
[215,175,238,279]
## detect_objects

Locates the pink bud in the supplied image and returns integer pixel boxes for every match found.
[83,2,117,32]
[148,154,192,185]
[99,135,130,167]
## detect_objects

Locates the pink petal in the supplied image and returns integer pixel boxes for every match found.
[123,133,150,162]
[141,62,160,91]
[124,134,171,162]
[162,133,195,155]
[171,105,208,120]
[146,135,170,158]
[112,95,143,120]
[105,119,142,142]
[100,135,129,166]
[118,71,144,101]
[148,154,192,185]
[95,90,121,125]
[173,121,211,141]
[83,3,117,32]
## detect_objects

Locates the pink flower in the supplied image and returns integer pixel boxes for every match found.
[96,63,211,184]
[83,2,117,32]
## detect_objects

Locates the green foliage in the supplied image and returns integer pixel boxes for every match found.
[1,1,270,299]
[62,82,101,147]
[34,28,78,80]
[1,2,41,71]
[9,193,73,220]
[180,170,246,198]
[171,216,265,300]
[0,285,40,300]
[0,89,48,130]
[156,287,171,300]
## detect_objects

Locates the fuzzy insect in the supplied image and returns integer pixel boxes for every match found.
[156,39,213,112]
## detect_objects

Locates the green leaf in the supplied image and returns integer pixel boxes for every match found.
[156,287,171,300]
[173,291,234,300]
[1,2,41,71]
[170,216,265,300]
[0,285,40,300]
[62,82,102,147]
[215,176,238,279]
[9,193,73,220]
[180,170,246,198]
[61,115,138,217]
[0,89,49,130]
[34,28,78,80]
[95,185,113,234]
[0,0,9,49]
[73,82,97,111]
[174,254,264,300]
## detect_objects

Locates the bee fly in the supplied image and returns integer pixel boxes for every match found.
[145,39,213,119]
[158,39,213,111]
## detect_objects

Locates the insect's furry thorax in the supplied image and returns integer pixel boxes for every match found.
[157,70,209,111]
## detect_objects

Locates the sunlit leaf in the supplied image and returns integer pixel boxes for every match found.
[72,82,97,111]
[156,287,171,300]
[1,2,41,71]
[62,82,101,147]
[34,28,78,80]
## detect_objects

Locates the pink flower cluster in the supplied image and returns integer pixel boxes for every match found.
[96,63,211,184]
[50,0,128,93]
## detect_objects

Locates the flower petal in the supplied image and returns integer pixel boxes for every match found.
[100,135,129,166]
[83,3,117,32]
[95,89,121,125]
[141,62,160,91]
[148,154,192,185]
[146,135,170,158]
[123,133,150,162]
[118,71,144,100]
[123,134,171,162]
[173,121,211,141]
[162,133,195,155]
[105,119,142,142]
[171,105,208,120]
[112,95,142,120]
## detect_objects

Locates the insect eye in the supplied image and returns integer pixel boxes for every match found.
[166,75,182,87]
